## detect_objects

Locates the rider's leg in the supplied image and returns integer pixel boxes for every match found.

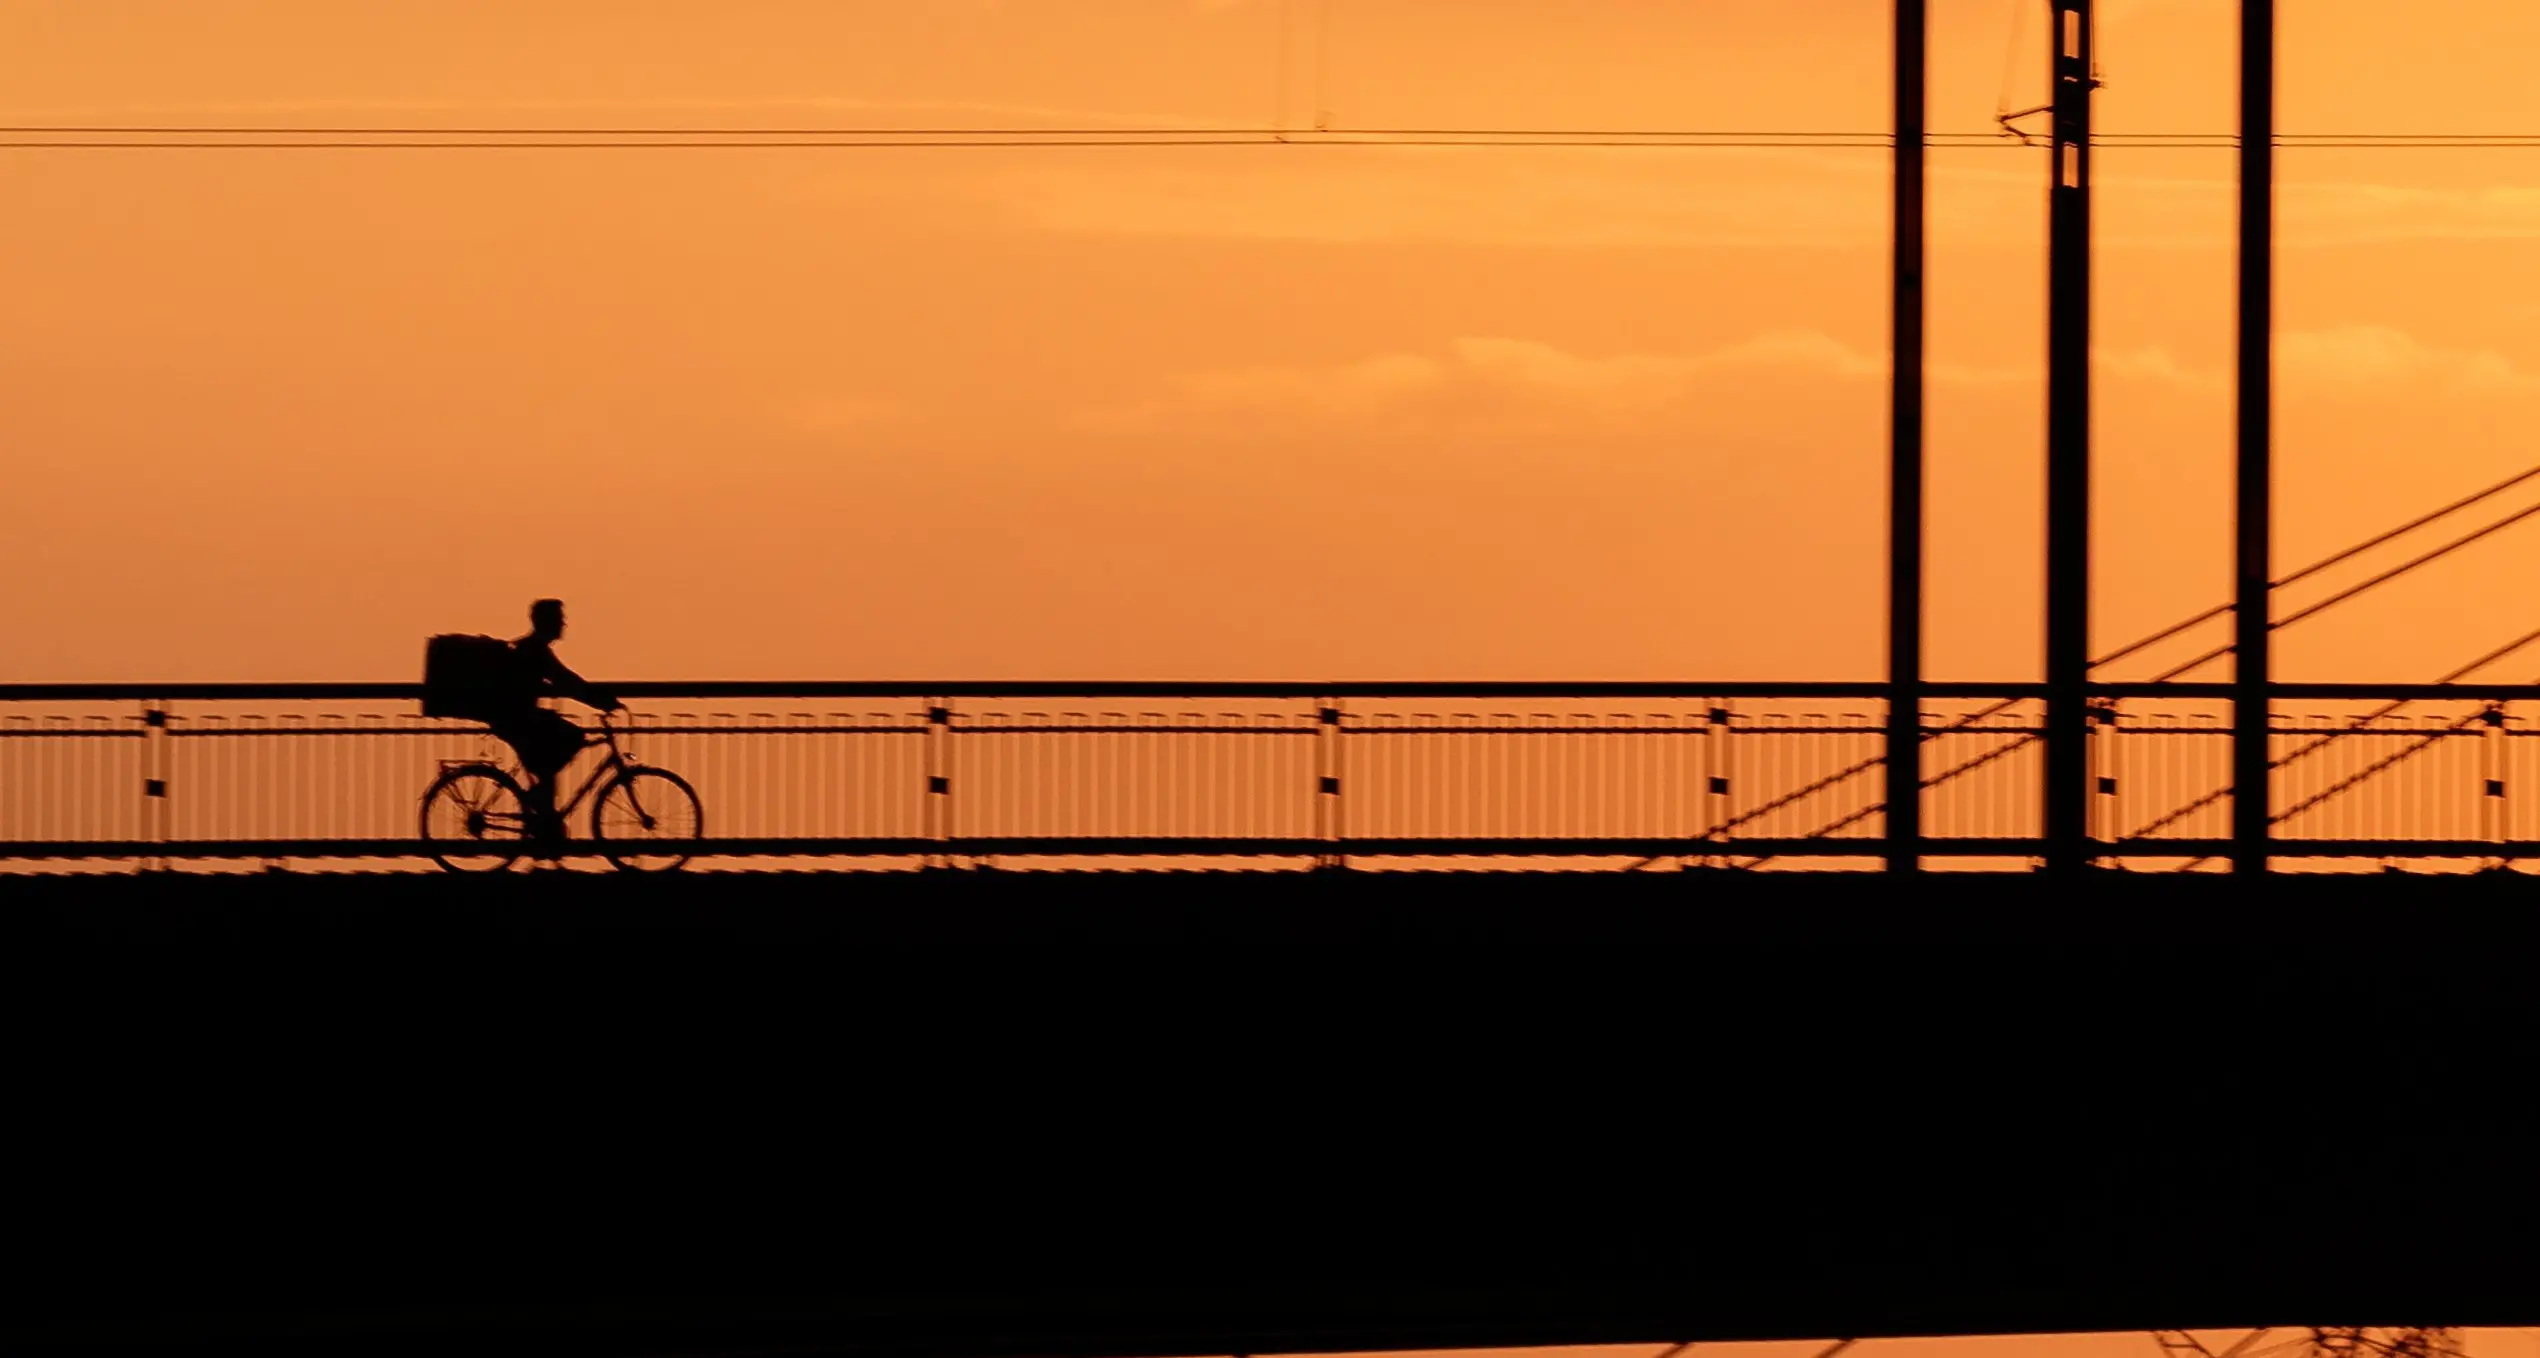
[489,711,581,854]
[491,728,556,839]
[519,772,561,839]
[512,713,580,842]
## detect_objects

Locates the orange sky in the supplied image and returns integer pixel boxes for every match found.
[8,1,2540,686]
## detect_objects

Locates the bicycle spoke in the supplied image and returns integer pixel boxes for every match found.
[593,769,701,872]
[424,768,531,873]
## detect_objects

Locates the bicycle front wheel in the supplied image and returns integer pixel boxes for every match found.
[420,764,529,873]
[591,767,704,873]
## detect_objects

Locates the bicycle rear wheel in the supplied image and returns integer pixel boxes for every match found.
[591,767,704,873]
[420,764,530,873]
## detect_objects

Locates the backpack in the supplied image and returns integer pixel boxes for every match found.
[421,634,514,720]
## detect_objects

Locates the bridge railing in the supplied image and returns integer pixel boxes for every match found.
[4,682,2538,868]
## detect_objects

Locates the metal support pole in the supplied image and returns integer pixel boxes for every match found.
[1885,0,1928,874]
[2232,0,2275,875]
[926,699,952,864]
[1315,699,1345,870]
[143,700,169,869]
[2044,0,2095,872]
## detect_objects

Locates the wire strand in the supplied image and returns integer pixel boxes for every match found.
[8,124,2540,150]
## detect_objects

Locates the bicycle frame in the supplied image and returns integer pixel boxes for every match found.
[422,705,702,873]
[546,714,635,821]
[445,709,634,817]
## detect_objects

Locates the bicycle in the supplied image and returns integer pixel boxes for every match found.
[419,709,704,873]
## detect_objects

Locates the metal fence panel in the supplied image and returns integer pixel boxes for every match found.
[4,684,2538,869]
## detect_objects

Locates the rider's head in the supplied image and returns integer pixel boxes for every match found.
[528,598,566,642]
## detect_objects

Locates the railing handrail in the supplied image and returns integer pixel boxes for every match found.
[0,680,1970,702]
[5,674,2532,866]
[7,679,2540,702]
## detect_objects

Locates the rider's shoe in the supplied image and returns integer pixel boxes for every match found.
[526,811,567,870]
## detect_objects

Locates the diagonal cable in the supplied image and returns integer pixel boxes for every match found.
[2099,462,2540,673]
[1695,468,2540,851]
[2122,623,2540,840]
[1795,610,2537,850]
[2150,498,2540,681]
[2266,711,2483,829]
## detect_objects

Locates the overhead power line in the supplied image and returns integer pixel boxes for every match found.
[9,124,2540,150]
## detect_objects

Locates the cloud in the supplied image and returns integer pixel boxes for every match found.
[961,147,1899,250]
[1091,324,2538,433]
[922,137,2540,254]
[2099,0,2209,19]
[1141,332,1915,424]
[1929,164,2540,251]
[2278,325,2538,393]
[2094,345,2221,390]
[1087,332,2081,431]
[2280,180,2540,247]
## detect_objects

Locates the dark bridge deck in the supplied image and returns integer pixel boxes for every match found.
[16,863,2540,942]
[7,869,2536,1356]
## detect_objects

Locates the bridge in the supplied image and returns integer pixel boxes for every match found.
[9,0,2534,878]
[8,891,2537,1353]
[10,673,2540,871]
[11,1,2540,1355]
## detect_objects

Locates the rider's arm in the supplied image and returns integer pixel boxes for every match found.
[544,654,622,711]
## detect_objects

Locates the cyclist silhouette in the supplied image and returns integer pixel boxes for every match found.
[488,599,621,838]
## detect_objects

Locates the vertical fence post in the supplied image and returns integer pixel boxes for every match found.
[2506,703,2520,855]
[2483,702,2507,860]
[926,698,953,866]
[142,700,169,870]
[1315,698,1344,869]
[2089,698,2120,851]
[1706,702,1734,865]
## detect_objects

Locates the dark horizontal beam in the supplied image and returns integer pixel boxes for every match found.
[11,679,2540,703]
[0,836,1902,862]
[2,680,1984,702]
[9,835,2539,863]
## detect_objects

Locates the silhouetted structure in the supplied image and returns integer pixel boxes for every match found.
[6,868,2540,1353]
[0,2,2506,876]
[483,598,621,833]
[2234,0,2276,873]
[1885,0,1926,874]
